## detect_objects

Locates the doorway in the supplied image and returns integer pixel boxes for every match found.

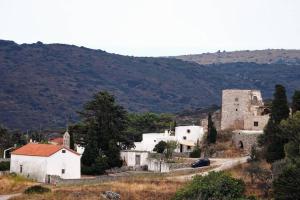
[135,154,141,165]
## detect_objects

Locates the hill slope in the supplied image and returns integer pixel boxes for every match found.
[175,49,300,65]
[0,40,300,130]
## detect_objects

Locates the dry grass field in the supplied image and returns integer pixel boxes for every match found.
[0,174,35,195]
[11,177,186,200]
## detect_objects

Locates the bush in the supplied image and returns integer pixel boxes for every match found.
[190,147,201,158]
[82,156,109,175]
[0,161,10,171]
[153,141,167,153]
[24,185,51,194]
[273,165,300,200]
[172,171,251,200]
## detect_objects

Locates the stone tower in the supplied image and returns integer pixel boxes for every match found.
[63,130,70,148]
[221,89,269,130]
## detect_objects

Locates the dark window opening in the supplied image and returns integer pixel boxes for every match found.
[62,169,65,174]
[235,97,239,102]
[239,141,244,149]
[187,146,191,150]
[254,121,259,127]
[20,165,23,173]
[183,136,187,140]
[62,150,66,153]
[187,129,191,133]
[154,140,156,142]
[236,109,238,111]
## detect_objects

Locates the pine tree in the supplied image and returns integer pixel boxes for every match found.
[207,113,217,144]
[292,90,300,114]
[263,84,290,163]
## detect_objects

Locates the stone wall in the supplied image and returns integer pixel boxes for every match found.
[221,89,268,131]
[232,131,263,153]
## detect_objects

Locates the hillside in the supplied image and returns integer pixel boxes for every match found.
[175,49,300,65]
[0,40,300,130]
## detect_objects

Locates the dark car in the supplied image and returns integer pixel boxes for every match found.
[191,158,210,168]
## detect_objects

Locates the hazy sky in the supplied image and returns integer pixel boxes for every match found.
[0,0,299,56]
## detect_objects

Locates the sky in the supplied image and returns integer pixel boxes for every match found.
[0,0,299,56]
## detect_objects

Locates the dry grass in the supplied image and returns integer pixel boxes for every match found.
[226,161,271,199]
[0,174,36,194]
[11,177,186,200]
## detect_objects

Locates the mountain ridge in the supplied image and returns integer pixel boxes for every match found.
[0,39,300,130]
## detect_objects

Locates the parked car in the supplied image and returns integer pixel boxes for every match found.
[191,158,210,168]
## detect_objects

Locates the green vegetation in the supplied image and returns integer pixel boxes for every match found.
[165,141,178,159]
[24,185,51,194]
[153,141,167,153]
[207,113,217,144]
[259,84,289,163]
[0,161,10,171]
[80,91,133,175]
[127,113,175,142]
[292,90,300,114]
[189,144,201,158]
[172,171,254,200]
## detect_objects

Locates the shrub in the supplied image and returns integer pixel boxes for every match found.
[24,185,51,194]
[153,141,167,153]
[190,147,201,158]
[82,156,109,175]
[172,171,251,200]
[0,161,10,171]
[273,165,300,200]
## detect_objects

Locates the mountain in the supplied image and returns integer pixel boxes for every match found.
[175,49,300,65]
[0,40,300,130]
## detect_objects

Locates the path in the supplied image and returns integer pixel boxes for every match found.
[171,156,249,181]
[0,193,21,200]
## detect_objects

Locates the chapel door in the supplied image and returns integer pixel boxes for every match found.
[135,155,141,165]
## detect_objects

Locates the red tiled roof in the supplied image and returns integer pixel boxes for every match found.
[11,143,80,157]
[49,137,63,145]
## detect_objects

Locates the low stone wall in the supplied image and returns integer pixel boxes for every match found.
[147,158,192,172]
[232,131,263,153]
[48,175,126,186]
[0,158,10,163]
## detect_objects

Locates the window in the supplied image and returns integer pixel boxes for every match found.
[187,129,191,133]
[254,121,259,127]
[20,165,23,173]
[183,136,187,140]
[236,109,238,111]
[187,146,191,150]
[62,150,66,153]
[235,97,239,102]
[154,140,156,142]
[62,169,65,174]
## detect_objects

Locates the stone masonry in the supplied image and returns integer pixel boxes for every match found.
[221,89,269,131]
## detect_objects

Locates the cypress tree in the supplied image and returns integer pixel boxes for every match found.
[292,90,300,114]
[207,113,217,144]
[264,84,290,163]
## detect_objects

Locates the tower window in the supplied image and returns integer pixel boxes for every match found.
[183,136,187,140]
[62,150,66,153]
[62,169,65,174]
[20,165,23,173]
[187,129,190,133]
[254,121,259,127]
[236,109,238,111]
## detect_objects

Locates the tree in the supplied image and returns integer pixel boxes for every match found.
[190,144,201,158]
[153,141,167,153]
[165,141,178,159]
[207,113,217,144]
[273,165,300,200]
[172,171,253,200]
[262,85,290,163]
[292,90,300,114]
[80,91,133,174]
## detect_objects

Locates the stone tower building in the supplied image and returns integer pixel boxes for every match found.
[63,130,70,148]
[221,89,269,130]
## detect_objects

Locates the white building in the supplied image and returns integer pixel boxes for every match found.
[134,125,204,153]
[10,143,81,183]
[120,150,149,167]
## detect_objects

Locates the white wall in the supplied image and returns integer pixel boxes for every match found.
[175,126,204,143]
[120,151,149,166]
[10,154,48,182]
[47,148,81,179]
[10,148,81,182]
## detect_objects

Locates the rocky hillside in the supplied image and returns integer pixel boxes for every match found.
[0,40,300,130]
[175,49,300,65]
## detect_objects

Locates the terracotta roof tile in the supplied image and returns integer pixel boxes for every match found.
[11,143,79,157]
[49,137,64,145]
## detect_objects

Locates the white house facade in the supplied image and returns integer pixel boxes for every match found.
[133,125,205,153]
[120,150,149,167]
[10,143,81,182]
